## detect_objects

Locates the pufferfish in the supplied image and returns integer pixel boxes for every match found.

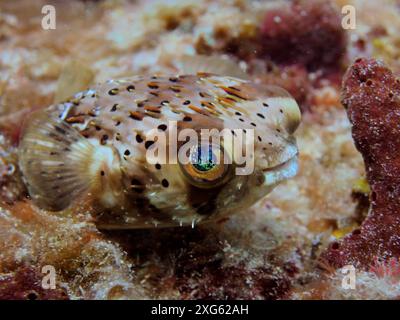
[18,56,301,229]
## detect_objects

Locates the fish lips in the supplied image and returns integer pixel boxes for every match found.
[262,144,299,186]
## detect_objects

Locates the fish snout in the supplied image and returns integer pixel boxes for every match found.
[262,141,299,186]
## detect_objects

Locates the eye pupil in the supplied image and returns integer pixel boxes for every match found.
[192,145,216,172]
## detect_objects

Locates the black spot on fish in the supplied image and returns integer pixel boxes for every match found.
[145,141,155,149]
[136,134,143,143]
[101,134,109,144]
[161,179,169,188]
[108,88,119,95]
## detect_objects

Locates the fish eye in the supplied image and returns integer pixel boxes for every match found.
[180,142,230,188]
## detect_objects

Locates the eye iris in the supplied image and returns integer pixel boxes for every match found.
[181,143,230,188]
[192,146,216,172]
[193,161,215,172]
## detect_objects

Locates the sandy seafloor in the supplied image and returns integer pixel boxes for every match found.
[0,0,400,299]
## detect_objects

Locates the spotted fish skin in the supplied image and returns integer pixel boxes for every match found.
[19,73,301,229]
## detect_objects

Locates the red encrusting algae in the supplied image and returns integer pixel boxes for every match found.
[322,58,400,269]
[259,0,346,71]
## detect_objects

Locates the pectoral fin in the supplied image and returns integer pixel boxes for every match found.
[18,110,95,211]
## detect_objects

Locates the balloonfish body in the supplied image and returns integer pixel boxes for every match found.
[18,58,301,229]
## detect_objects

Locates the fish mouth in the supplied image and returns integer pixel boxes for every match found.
[262,154,299,185]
